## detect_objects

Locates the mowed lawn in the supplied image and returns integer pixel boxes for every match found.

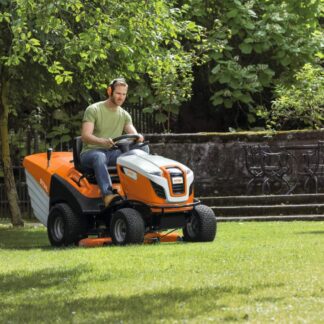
[0,221,323,323]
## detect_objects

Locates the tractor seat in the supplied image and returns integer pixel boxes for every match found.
[72,136,119,184]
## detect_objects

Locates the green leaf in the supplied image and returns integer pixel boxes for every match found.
[186,21,196,31]
[61,134,71,142]
[55,75,64,85]
[29,38,40,46]
[128,63,135,72]
[244,22,255,30]
[254,44,263,53]
[53,109,69,120]
[227,9,238,18]
[155,113,168,123]
[211,65,221,74]
[219,74,231,84]
[240,93,253,104]
[211,96,223,106]
[281,56,291,66]
[143,107,154,114]
[239,43,253,54]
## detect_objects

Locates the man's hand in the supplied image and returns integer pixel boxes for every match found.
[124,124,144,142]
[137,133,144,142]
[102,137,115,148]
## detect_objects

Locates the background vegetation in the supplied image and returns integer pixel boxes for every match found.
[1,1,323,140]
[177,0,323,132]
[0,0,323,224]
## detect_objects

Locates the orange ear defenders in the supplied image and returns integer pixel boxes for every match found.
[107,82,114,97]
[107,78,126,97]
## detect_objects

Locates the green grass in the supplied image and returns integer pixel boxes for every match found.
[0,221,324,323]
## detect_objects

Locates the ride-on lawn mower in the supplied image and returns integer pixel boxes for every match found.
[23,135,217,246]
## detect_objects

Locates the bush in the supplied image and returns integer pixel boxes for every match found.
[268,63,324,129]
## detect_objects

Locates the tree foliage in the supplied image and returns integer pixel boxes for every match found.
[0,0,323,224]
[1,0,203,131]
[177,0,323,130]
[0,0,203,224]
[267,64,324,129]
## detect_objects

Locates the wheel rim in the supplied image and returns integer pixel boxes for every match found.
[186,214,199,237]
[114,218,127,243]
[53,216,64,240]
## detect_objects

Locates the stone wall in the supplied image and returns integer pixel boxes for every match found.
[145,130,324,197]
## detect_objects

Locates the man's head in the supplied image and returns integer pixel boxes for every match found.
[107,78,128,96]
[107,78,128,107]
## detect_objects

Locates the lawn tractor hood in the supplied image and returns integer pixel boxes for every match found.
[117,150,194,204]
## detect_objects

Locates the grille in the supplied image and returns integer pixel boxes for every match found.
[150,181,166,199]
[167,167,185,194]
[172,182,185,194]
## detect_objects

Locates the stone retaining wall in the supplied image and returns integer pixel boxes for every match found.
[145,130,324,197]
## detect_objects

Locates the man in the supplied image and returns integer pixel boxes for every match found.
[80,78,145,207]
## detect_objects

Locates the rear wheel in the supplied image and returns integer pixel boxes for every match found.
[183,204,216,242]
[110,208,145,245]
[47,203,86,247]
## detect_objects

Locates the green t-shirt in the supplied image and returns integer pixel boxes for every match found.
[81,101,132,153]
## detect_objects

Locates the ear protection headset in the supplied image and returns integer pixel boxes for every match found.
[107,78,126,96]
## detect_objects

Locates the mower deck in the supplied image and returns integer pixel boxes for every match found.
[79,232,182,247]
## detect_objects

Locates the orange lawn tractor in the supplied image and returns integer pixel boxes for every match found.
[23,135,217,246]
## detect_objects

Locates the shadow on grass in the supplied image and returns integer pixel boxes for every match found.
[0,270,243,323]
[0,265,286,323]
[0,266,88,293]
[0,226,188,250]
[296,231,324,235]
[0,227,50,250]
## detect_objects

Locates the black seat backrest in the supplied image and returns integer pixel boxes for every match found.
[73,136,85,173]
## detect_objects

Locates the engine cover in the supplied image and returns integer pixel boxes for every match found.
[117,150,194,204]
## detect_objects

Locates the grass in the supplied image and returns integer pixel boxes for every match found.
[0,221,324,323]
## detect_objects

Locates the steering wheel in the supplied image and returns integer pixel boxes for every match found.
[112,134,141,145]
[112,134,149,152]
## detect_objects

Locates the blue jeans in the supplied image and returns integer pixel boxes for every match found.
[80,146,149,197]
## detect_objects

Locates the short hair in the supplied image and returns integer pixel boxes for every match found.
[108,78,128,94]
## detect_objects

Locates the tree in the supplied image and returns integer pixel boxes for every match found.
[0,0,201,225]
[176,0,323,131]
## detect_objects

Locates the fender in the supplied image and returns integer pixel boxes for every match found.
[50,174,102,215]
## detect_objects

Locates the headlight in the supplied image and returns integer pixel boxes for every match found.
[149,171,162,176]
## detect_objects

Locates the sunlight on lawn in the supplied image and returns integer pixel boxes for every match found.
[0,221,323,323]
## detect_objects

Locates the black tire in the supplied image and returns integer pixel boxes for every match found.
[110,208,145,245]
[183,204,217,242]
[47,203,86,247]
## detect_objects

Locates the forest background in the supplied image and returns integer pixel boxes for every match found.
[0,0,323,225]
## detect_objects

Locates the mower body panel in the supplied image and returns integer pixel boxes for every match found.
[23,149,200,236]
[25,169,49,226]
[24,152,106,225]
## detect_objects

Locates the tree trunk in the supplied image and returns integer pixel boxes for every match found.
[0,79,24,226]
[33,129,39,152]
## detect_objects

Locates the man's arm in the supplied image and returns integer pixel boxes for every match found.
[81,121,115,148]
[124,123,144,142]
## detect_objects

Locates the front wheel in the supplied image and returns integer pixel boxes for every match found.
[47,203,86,247]
[110,208,145,245]
[183,204,217,242]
